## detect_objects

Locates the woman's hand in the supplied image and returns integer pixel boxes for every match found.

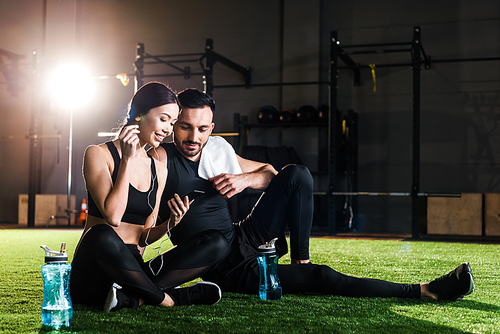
[118,125,141,161]
[167,193,192,227]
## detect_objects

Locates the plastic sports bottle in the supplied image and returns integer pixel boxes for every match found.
[257,238,282,300]
[40,243,73,329]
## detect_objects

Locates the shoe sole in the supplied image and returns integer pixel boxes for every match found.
[463,263,475,296]
[456,263,475,301]
[103,283,121,311]
[103,287,117,312]
[192,281,222,305]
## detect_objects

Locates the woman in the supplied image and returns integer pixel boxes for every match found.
[70,82,228,311]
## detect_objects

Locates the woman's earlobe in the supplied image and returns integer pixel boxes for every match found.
[135,116,141,122]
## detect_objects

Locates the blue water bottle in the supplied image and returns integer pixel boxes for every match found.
[257,238,282,300]
[40,243,73,329]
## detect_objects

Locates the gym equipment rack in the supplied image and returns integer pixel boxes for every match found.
[131,26,500,238]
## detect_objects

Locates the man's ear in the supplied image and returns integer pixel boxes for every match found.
[210,123,215,134]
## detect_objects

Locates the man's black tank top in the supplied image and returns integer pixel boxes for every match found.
[87,141,158,225]
[158,143,236,245]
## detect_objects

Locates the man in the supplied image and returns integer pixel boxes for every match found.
[156,88,474,301]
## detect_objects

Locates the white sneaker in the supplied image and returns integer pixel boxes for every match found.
[103,283,122,312]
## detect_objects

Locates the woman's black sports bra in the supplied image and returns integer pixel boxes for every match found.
[87,141,158,225]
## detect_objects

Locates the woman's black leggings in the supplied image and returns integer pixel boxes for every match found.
[246,164,313,260]
[70,224,228,306]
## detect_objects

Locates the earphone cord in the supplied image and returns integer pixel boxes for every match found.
[144,147,171,276]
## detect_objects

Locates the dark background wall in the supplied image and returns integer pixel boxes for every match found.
[0,0,499,233]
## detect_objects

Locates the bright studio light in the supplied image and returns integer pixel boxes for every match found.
[49,64,94,108]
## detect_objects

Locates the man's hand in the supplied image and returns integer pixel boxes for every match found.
[167,193,191,227]
[209,159,278,199]
[209,173,248,199]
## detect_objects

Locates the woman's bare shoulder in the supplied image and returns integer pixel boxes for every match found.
[83,143,116,174]
[84,142,115,158]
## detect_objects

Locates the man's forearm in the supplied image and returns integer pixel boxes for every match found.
[245,164,277,191]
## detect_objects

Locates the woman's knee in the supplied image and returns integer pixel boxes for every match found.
[81,224,122,253]
[201,229,229,260]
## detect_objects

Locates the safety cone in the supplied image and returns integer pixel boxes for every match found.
[77,198,88,225]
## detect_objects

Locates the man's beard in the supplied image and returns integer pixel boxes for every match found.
[174,135,206,158]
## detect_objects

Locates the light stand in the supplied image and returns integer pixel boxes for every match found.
[46,64,94,227]
[66,106,74,225]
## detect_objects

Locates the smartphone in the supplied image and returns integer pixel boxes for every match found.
[183,190,205,200]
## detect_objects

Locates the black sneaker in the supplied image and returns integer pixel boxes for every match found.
[166,281,222,306]
[429,262,475,301]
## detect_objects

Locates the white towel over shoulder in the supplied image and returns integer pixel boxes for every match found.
[198,136,242,180]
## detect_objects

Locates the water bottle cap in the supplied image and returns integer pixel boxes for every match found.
[41,243,68,263]
[258,237,278,254]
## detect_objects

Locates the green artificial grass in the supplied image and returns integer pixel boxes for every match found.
[0,229,499,333]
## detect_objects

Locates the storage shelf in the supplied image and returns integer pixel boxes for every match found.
[245,122,328,129]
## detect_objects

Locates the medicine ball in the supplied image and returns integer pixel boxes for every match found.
[257,105,279,124]
[296,105,318,122]
[279,109,295,123]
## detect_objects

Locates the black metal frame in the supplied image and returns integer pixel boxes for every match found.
[133,32,426,238]
[329,26,425,238]
[28,50,40,228]
[411,27,422,239]
[134,39,251,96]
[329,31,340,235]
